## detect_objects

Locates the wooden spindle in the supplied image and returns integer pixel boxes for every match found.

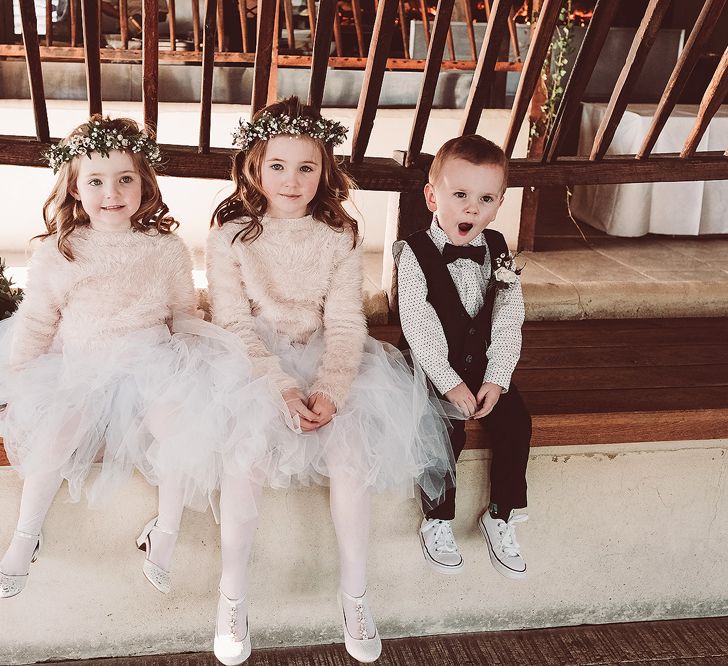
[268,0,280,104]
[544,0,620,161]
[419,0,430,47]
[460,0,511,136]
[71,0,79,47]
[638,0,728,159]
[332,8,343,56]
[192,0,201,52]
[590,0,671,161]
[407,0,455,166]
[351,0,399,163]
[45,0,52,47]
[143,0,159,131]
[199,0,217,153]
[283,0,296,50]
[18,0,50,142]
[681,45,728,158]
[351,0,366,57]
[507,5,520,62]
[503,0,562,157]
[216,0,224,51]
[167,0,176,51]
[238,0,249,52]
[308,0,337,111]
[398,0,410,60]
[306,0,316,35]
[462,0,476,62]
[82,0,103,115]
[252,0,277,114]
[118,0,128,49]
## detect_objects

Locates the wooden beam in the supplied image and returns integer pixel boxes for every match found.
[589,0,672,161]
[351,0,365,57]
[503,0,561,158]
[459,0,511,136]
[544,0,620,162]
[283,0,296,50]
[252,0,277,114]
[398,0,410,60]
[638,0,728,159]
[681,45,728,158]
[267,0,280,105]
[199,0,217,153]
[18,0,50,142]
[45,0,52,46]
[461,0,477,61]
[238,0,249,52]
[350,0,399,164]
[216,0,224,51]
[332,7,343,56]
[307,0,337,112]
[5,136,728,188]
[0,43,523,72]
[406,0,455,167]
[81,0,102,115]
[142,0,159,132]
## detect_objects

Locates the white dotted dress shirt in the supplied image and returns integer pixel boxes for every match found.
[394,216,525,395]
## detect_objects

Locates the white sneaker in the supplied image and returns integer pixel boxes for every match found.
[478,511,528,580]
[419,518,463,574]
[214,591,251,665]
[338,588,382,663]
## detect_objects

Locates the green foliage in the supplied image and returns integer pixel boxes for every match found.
[0,258,23,321]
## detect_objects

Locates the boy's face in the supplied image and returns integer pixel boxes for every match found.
[424,157,505,246]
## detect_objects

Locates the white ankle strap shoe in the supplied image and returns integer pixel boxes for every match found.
[136,516,176,594]
[214,590,251,666]
[0,530,43,599]
[338,588,382,663]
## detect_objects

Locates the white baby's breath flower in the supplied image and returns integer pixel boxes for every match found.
[494,266,518,284]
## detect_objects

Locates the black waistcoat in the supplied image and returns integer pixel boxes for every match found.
[399,228,508,395]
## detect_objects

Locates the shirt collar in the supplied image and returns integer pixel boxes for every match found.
[428,215,486,253]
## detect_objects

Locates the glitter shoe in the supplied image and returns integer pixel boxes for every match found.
[0,530,43,599]
[136,516,176,594]
[338,588,382,663]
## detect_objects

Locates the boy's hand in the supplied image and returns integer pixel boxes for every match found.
[472,382,503,419]
[444,382,477,418]
[282,388,320,432]
[307,392,337,429]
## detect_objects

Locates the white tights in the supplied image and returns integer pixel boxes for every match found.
[0,471,185,576]
[218,470,372,636]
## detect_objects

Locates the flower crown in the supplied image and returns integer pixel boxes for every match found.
[231,112,348,152]
[43,120,163,174]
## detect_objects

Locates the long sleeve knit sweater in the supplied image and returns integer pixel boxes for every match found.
[206,215,367,408]
[9,227,196,367]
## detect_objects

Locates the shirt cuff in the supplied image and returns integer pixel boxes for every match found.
[484,363,513,393]
[434,369,465,395]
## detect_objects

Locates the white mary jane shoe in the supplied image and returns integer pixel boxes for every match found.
[136,516,176,594]
[0,530,43,599]
[214,591,251,666]
[338,588,382,663]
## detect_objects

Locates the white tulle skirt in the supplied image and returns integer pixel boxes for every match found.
[235,325,456,506]
[0,314,280,509]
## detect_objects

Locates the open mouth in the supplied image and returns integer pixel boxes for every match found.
[458,222,474,234]
[102,205,125,211]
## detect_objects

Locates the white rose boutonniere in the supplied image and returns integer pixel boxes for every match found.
[488,252,524,292]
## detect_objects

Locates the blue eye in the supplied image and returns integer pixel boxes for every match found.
[270,163,284,171]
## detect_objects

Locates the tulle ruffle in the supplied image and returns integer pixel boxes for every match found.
[233,325,456,505]
[0,314,280,509]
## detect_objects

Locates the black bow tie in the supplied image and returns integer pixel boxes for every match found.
[442,243,487,265]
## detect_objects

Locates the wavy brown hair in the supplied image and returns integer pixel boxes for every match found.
[39,115,177,261]
[211,96,358,247]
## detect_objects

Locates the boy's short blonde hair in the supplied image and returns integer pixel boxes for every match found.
[429,134,509,192]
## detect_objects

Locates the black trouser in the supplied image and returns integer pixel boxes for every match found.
[424,384,531,521]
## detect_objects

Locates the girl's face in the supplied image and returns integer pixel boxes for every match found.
[260,135,322,219]
[72,150,142,231]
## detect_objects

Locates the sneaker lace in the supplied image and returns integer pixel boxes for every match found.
[499,514,528,557]
[422,520,458,554]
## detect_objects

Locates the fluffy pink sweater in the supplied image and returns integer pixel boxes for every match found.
[10,227,196,367]
[206,215,367,408]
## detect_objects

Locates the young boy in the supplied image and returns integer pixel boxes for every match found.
[394,134,531,579]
